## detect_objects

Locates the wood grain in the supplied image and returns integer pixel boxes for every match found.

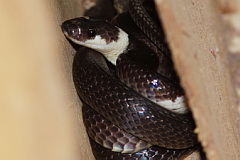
[155,0,240,159]
[0,1,94,160]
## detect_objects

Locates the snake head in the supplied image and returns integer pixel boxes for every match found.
[61,17,120,44]
[61,17,129,65]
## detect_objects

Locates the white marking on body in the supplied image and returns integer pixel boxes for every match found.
[65,28,129,65]
[156,96,189,114]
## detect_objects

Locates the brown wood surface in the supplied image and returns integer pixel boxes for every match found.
[155,0,240,160]
[223,0,240,116]
[0,1,95,160]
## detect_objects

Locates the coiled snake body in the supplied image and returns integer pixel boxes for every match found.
[62,0,199,159]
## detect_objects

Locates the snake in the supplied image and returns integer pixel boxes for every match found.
[61,0,199,159]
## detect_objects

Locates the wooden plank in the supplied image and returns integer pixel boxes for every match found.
[155,0,240,159]
[0,1,94,160]
[223,0,240,114]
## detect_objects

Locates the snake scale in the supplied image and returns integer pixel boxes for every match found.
[61,0,200,159]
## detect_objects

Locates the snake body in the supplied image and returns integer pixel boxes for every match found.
[83,103,198,159]
[62,0,199,159]
[90,139,198,160]
[129,0,171,57]
[72,46,197,146]
[111,11,177,82]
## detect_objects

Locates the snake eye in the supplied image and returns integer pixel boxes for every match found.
[87,29,96,38]
[64,23,80,37]
[67,28,79,36]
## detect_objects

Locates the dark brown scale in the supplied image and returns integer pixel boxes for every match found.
[83,102,198,159]
[129,0,171,57]
[111,12,178,81]
[73,48,198,149]
[83,102,151,153]
[90,138,198,160]
[117,48,184,104]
